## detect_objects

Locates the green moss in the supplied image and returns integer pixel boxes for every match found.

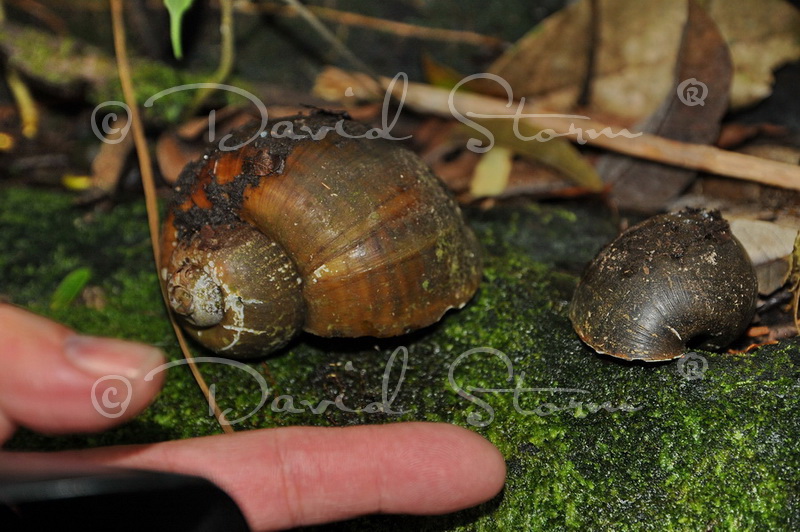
[1,186,798,529]
[0,24,254,126]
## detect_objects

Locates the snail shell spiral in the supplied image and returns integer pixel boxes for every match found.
[160,112,482,358]
[569,209,758,362]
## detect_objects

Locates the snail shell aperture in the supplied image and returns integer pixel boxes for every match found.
[160,112,482,358]
[569,209,758,362]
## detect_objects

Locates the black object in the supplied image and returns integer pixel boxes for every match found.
[0,460,249,532]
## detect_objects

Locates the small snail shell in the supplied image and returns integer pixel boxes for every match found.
[569,209,758,362]
[160,112,482,358]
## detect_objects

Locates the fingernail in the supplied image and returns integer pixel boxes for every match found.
[64,335,164,380]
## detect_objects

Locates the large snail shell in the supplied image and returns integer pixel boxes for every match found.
[160,112,482,358]
[569,209,758,362]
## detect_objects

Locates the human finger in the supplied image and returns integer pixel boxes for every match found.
[39,421,506,531]
[0,304,165,442]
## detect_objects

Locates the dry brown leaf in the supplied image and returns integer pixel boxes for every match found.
[696,0,800,108]
[489,0,687,122]
[596,0,732,212]
[427,149,477,197]
[586,0,689,122]
[487,1,593,113]
[314,68,800,194]
[489,0,800,121]
[428,147,600,202]
[90,115,134,194]
[597,1,732,212]
[716,123,791,149]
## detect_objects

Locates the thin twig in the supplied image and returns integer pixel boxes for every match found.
[367,73,800,191]
[214,0,234,81]
[8,0,68,34]
[244,1,506,50]
[109,0,233,434]
[190,0,235,112]
[280,0,378,78]
[487,107,800,191]
[43,0,506,48]
[577,0,599,108]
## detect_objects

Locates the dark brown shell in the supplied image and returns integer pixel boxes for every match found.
[161,112,482,357]
[569,209,758,362]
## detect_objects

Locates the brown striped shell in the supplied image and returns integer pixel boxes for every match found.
[160,112,482,358]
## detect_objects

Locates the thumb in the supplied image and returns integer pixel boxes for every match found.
[0,304,166,442]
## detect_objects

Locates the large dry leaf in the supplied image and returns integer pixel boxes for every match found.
[587,0,689,122]
[489,0,800,121]
[489,0,687,122]
[596,0,732,212]
[697,0,800,108]
[487,0,594,113]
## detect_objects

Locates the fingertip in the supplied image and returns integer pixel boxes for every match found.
[435,422,507,500]
[63,335,165,382]
[61,334,167,430]
[383,422,507,513]
[0,305,166,438]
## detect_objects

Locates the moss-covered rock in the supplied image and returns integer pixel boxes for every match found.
[1,186,797,529]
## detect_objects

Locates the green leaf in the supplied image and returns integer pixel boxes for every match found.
[50,267,92,310]
[457,118,604,192]
[164,0,195,60]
